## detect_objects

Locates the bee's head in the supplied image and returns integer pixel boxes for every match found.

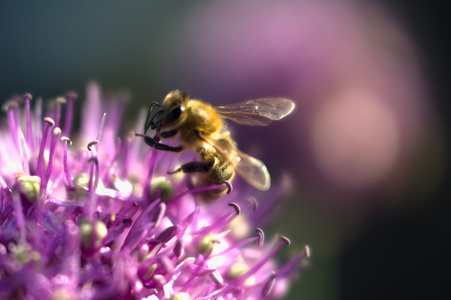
[149,90,189,130]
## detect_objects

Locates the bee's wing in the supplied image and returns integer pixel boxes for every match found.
[215,98,295,126]
[233,149,271,191]
[201,134,271,191]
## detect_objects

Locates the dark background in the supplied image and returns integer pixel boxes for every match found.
[1,1,450,299]
[340,1,451,299]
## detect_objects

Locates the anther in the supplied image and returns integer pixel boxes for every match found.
[2,100,18,112]
[304,245,311,258]
[53,127,62,136]
[61,136,72,145]
[87,140,99,151]
[56,97,66,104]
[22,93,32,102]
[262,272,277,296]
[256,228,265,247]
[65,91,78,101]
[224,180,233,194]
[281,236,291,246]
[247,196,258,211]
[228,202,241,215]
[44,117,55,126]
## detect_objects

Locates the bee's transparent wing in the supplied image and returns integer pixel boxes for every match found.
[233,149,271,191]
[201,134,271,191]
[215,98,295,126]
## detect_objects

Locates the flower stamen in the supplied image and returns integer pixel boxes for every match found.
[3,100,20,150]
[233,236,291,285]
[256,227,265,247]
[61,137,75,191]
[275,245,310,277]
[23,94,34,157]
[247,196,258,211]
[87,140,99,152]
[55,97,66,128]
[42,127,61,193]
[63,91,77,137]
[87,157,99,193]
[36,117,55,180]
[227,202,241,215]
[281,235,291,246]
[261,271,277,297]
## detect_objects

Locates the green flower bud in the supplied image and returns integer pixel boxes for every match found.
[93,220,107,249]
[10,243,40,264]
[51,289,71,300]
[79,219,107,250]
[143,263,157,280]
[150,176,175,202]
[197,233,218,254]
[79,218,92,250]
[73,173,90,195]
[226,262,249,279]
[17,175,40,203]
[169,292,190,300]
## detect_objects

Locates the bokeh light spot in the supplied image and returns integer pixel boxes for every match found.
[311,88,400,190]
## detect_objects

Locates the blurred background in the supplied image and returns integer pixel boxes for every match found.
[1,1,450,299]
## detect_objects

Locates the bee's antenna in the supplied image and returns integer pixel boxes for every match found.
[144,102,161,134]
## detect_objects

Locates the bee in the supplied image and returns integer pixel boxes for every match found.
[136,90,295,200]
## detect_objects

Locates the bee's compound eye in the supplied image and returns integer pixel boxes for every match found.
[166,105,184,123]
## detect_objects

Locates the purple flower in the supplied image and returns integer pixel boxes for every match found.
[0,83,309,299]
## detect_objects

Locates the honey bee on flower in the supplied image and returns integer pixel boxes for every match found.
[136,90,295,199]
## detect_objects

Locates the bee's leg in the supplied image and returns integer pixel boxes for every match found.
[135,133,184,152]
[160,129,178,138]
[146,137,183,152]
[168,160,215,175]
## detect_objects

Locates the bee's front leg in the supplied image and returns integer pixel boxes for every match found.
[160,129,178,138]
[168,159,215,175]
[135,133,183,152]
